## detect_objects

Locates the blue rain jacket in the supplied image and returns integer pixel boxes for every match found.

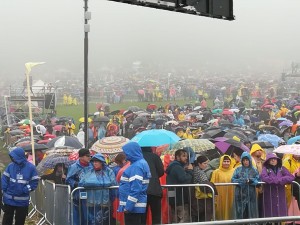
[118,142,151,213]
[1,147,39,207]
[78,153,116,205]
[66,160,93,189]
[231,152,260,219]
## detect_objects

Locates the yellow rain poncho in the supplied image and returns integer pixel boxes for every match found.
[250,144,266,174]
[210,155,235,220]
[283,155,300,206]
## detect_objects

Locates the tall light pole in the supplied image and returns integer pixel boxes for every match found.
[83,0,91,148]
[25,62,45,165]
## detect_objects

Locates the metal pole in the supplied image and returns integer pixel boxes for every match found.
[83,0,89,148]
[26,72,36,165]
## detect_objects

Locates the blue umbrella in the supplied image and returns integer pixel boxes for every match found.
[287,136,300,145]
[258,134,284,148]
[131,129,180,147]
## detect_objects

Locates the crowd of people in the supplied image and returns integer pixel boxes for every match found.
[4,79,300,225]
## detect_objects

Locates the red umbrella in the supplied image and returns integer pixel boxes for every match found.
[222,110,234,115]
[53,125,63,131]
[262,104,274,109]
[44,134,56,140]
[147,104,157,110]
[294,105,300,110]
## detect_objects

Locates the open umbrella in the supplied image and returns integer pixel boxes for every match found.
[224,130,248,142]
[203,128,226,138]
[110,110,121,115]
[45,147,77,156]
[94,116,110,123]
[91,136,129,155]
[171,139,215,152]
[128,106,140,112]
[165,120,179,126]
[39,154,76,169]
[257,134,284,148]
[131,129,180,147]
[274,144,300,155]
[19,119,36,126]
[47,136,83,148]
[22,143,49,152]
[147,104,157,110]
[279,120,293,127]
[53,125,64,132]
[222,110,234,115]
[287,136,300,145]
[193,106,202,111]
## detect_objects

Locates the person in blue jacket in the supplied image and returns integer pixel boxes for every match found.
[1,147,39,225]
[66,148,93,225]
[118,142,151,225]
[79,153,117,225]
[231,152,260,219]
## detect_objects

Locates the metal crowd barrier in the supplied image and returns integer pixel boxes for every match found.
[30,180,300,225]
[54,184,71,225]
[44,180,55,225]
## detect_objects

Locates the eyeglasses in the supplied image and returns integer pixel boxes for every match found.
[85,155,91,157]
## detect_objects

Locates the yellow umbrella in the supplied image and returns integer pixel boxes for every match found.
[79,117,92,123]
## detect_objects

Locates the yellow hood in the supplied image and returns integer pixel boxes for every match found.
[250,144,266,160]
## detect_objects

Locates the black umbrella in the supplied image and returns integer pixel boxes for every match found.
[204,128,226,138]
[22,143,49,152]
[47,136,83,148]
[224,130,248,142]
[132,116,148,128]
[154,119,167,125]
[109,110,120,115]
[128,106,140,112]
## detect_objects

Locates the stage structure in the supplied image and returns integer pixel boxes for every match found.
[2,85,56,126]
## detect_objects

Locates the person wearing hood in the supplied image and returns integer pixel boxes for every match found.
[231,152,260,219]
[260,153,294,220]
[250,143,266,174]
[210,155,235,220]
[118,142,151,225]
[1,147,39,225]
[140,147,164,225]
[166,149,193,223]
[40,163,67,184]
[66,148,93,225]
[79,153,117,225]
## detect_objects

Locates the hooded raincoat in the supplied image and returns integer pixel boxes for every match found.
[250,143,266,174]
[79,153,116,205]
[118,142,151,213]
[78,153,116,225]
[1,147,39,207]
[260,153,294,217]
[210,155,235,220]
[231,152,260,219]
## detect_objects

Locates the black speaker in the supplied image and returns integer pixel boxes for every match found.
[45,93,56,109]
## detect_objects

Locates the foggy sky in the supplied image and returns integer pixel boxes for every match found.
[1,0,300,81]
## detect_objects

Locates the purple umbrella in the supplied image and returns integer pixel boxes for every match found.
[279,120,293,127]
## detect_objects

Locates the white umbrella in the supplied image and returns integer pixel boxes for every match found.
[274,144,300,155]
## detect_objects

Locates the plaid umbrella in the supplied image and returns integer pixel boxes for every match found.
[41,154,76,169]
[171,139,215,153]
